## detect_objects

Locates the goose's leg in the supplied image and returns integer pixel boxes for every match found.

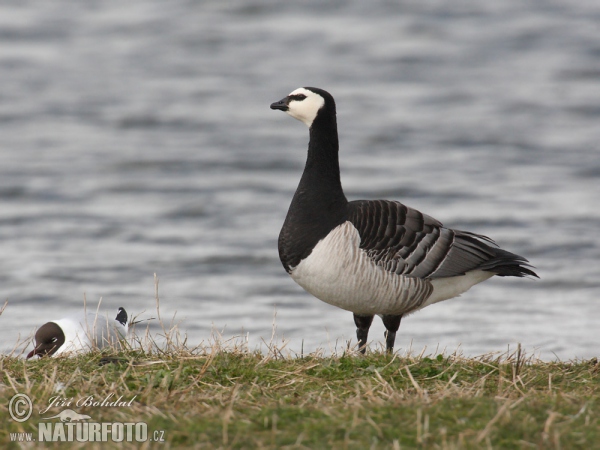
[382,314,402,353]
[353,314,374,354]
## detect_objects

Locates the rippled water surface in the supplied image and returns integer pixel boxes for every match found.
[1,1,599,360]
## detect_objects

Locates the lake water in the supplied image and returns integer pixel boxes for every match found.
[1,0,598,360]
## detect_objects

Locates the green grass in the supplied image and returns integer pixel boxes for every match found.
[2,343,598,449]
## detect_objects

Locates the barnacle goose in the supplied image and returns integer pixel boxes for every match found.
[270,87,537,354]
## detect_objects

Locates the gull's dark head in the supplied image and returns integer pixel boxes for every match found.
[26,322,65,359]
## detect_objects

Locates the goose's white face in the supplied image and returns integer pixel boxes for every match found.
[277,88,325,128]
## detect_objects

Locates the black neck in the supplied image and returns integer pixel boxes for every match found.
[293,111,347,215]
[278,108,348,271]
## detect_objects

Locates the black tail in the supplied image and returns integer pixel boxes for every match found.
[478,247,538,278]
[115,307,128,326]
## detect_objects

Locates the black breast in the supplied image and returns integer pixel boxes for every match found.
[278,189,347,272]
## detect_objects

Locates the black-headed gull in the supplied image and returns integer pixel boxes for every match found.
[27,307,129,358]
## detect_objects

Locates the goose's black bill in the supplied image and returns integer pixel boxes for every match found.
[270,97,289,111]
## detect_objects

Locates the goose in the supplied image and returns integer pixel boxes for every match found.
[26,307,129,358]
[270,87,537,354]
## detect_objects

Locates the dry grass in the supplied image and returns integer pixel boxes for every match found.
[2,335,599,449]
[1,281,598,449]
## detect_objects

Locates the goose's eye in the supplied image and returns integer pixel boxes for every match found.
[290,94,307,101]
[51,338,58,343]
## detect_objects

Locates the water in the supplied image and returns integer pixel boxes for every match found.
[1,0,598,360]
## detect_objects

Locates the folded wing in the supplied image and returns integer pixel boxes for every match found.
[347,200,537,279]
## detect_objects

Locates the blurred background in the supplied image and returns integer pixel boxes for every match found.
[0,0,598,360]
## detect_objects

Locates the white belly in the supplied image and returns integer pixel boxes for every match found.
[290,221,494,316]
[290,222,433,315]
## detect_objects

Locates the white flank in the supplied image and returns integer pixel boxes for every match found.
[291,222,497,316]
[290,221,433,315]
[424,270,494,307]
[285,87,325,127]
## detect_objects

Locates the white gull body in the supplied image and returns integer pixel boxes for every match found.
[27,307,129,358]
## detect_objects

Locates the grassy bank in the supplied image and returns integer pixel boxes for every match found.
[1,341,598,449]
